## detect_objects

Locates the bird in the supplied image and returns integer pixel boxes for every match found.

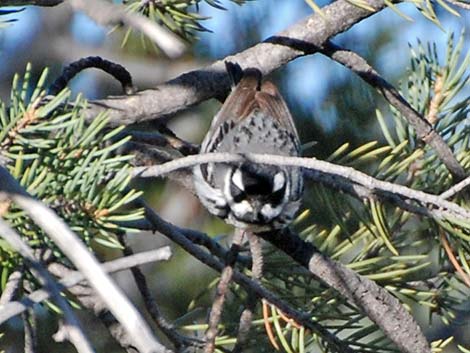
[193,62,303,231]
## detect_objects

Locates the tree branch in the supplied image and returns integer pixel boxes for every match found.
[232,233,262,353]
[22,308,38,353]
[131,194,433,353]
[0,271,22,305]
[80,0,393,126]
[0,0,62,5]
[117,235,201,351]
[68,0,185,58]
[139,199,357,353]
[257,228,430,353]
[0,218,96,353]
[1,0,186,57]
[440,175,470,199]
[132,152,470,222]
[319,41,465,180]
[49,56,135,96]
[0,166,170,353]
[204,229,244,353]
[0,247,172,325]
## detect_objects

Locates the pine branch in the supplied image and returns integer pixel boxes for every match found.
[80,0,395,126]
[0,218,96,353]
[132,152,470,222]
[139,199,358,353]
[0,247,172,324]
[319,41,465,180]
[134,184,431,352]
[257,228,430,353]
[0,166,170,353]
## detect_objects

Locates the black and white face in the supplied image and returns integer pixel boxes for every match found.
[223,164,288,226]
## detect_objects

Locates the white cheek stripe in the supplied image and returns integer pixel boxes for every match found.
[273,172,285,192]
[193,166,227,215]
[231,168,245,191]
[261,204,282,220]
[233,200,254,216]
[224,169,234,203]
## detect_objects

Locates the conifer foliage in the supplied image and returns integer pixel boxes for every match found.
[1,2,470,353]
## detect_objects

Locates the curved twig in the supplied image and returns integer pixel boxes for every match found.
[131,152,470,222]
[81,0,393,126]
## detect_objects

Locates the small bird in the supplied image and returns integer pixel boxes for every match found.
[193,62,303,231]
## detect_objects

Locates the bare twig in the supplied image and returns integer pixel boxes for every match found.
[440,175,470,199]
[49,56,135,96]
[443,0,470,9]
[1,0,185,56]
[319,41,465,180]
[0,247,172,326]
[0,0,62,5]
[232,233,263,353]
[125,140,196,193]
[119,217,251,267]
[0,218,96,353]
[22,309,38,353]
[0,271,22,305]
[79,0,394,126]
[132,152,470,222]
[0,165,170,353]
[68,0,185,58]
[117,235,201,351]
[140,199,356,353]
[204,229,244,353]
[48,246,172,353]
[247,234,263,280]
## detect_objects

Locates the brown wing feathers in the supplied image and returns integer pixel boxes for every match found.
[207,62,299,148]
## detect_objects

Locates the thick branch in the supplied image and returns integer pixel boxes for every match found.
[81,0,392,126]
[257,228,430,353]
